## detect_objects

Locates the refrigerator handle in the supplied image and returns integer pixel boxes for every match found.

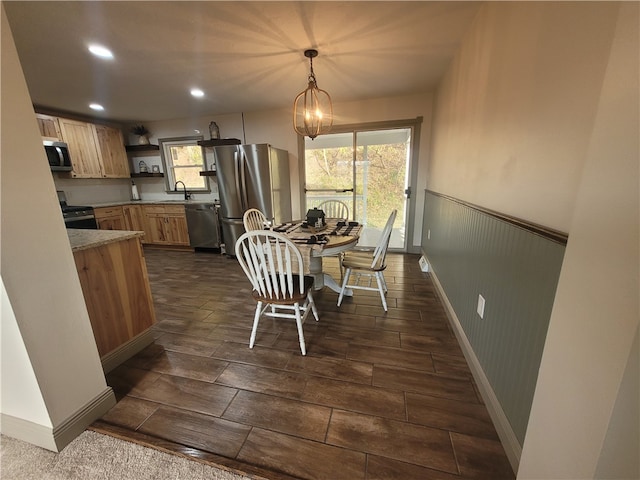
[233,150,245,211]
[239,149,249,211]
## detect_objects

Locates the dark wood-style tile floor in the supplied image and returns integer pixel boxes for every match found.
[94,248,515,480]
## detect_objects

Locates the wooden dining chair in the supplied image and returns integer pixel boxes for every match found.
[337,209,397,311]
[243,208,268,231]
[235,230,319,355]
[318,200,349,220]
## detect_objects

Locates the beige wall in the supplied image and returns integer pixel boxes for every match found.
[429,2,619,232]
[1,5,112,448]
[429,2,639,478]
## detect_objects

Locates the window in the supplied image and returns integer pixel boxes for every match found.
[159,136,209,193]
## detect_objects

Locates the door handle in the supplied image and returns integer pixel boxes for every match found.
[305,188,354,193]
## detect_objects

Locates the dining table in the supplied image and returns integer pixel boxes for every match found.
[270,218,363,295]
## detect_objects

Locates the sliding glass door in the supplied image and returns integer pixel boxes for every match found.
[304,124,416,250]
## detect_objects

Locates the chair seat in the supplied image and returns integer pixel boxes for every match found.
[337,209,397,312]
[251,274,314,304]
[341,251,386,271]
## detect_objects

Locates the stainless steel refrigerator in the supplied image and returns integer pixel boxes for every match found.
[214,143,291,253]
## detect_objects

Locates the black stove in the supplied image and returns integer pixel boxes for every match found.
[61,203,93,215]
[60,202,97,229]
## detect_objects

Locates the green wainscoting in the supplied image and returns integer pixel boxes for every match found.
[422,190,566,446]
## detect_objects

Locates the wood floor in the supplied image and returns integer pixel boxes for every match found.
[94,248,515,480]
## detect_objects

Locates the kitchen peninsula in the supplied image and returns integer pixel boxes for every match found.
[69,229,156,372]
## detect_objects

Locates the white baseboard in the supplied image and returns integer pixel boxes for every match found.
[426,257,522,474]
[1,387,115,452]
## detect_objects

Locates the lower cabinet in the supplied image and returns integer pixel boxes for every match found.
[122,204,146,241]
[73,235,156,370]
[94,206,126,230]
[143,205,190,246]
[94,203,190,247]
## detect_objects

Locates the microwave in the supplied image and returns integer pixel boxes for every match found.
[44,140,73,171]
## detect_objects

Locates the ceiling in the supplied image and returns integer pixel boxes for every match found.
[5,1,481,123]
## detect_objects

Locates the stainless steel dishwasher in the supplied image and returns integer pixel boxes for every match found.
[184,203,221,249]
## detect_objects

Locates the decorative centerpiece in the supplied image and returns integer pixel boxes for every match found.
[304,207,326,231]
[131,125,151,145]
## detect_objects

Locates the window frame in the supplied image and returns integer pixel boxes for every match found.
[159,135,210,194]
[297,117,423,253]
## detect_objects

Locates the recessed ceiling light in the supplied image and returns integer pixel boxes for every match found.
[88,44,113,59]
[190,88,205,98]
[89,103,104,111]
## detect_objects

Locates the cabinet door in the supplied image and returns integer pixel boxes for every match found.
[95,206,126,230]
[58,118,103,178]
[123,204,144,230]
[165,215,190,245]
[36,114,62,140]
[94,125,130,178]
[163,205,190,245]
[97,216,126,231]
[142,205,190,245]
[145,214,167,244]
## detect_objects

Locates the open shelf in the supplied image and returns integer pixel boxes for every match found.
[197,138,241,147]
[199,171,217,177]
[131,172,164,178]
[126,144,160,152]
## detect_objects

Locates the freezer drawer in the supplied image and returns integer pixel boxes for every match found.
[185,203,221,249]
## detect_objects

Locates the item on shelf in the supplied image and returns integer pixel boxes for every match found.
[152,165,160,173]
[131,180,140,200]
[139,160,149,173]
[208,121,220,140]
[131,125,151,145]
[209,162,216,171]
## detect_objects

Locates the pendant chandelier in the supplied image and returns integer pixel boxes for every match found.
[293,49,333,140]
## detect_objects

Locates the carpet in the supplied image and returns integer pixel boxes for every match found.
[0,430,255,480]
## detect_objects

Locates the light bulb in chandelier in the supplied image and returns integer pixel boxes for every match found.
[293,49,333,140]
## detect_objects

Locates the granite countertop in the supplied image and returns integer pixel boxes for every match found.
[91,200,219,208]
[67,229,145,252]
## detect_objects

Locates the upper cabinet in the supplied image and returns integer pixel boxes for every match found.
[94,124,130,178]
[36,113,62,141]
[36,113,130,179]
[58,118,104,177]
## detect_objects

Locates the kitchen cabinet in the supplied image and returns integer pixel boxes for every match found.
[94,206,127,231]
[58,118,104,178]
[143,204,190,246]
[95,203,190,247]
[93,124,130,178]
[69,230,156,372]
[36,113,62,140]
[39,114,130,178]
[123,204,146,234]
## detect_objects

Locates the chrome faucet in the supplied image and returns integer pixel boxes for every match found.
[174,181,190,200]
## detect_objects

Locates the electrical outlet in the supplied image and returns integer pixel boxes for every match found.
[477,294,485,319]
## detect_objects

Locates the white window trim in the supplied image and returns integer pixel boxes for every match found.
[159,135,210,193]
